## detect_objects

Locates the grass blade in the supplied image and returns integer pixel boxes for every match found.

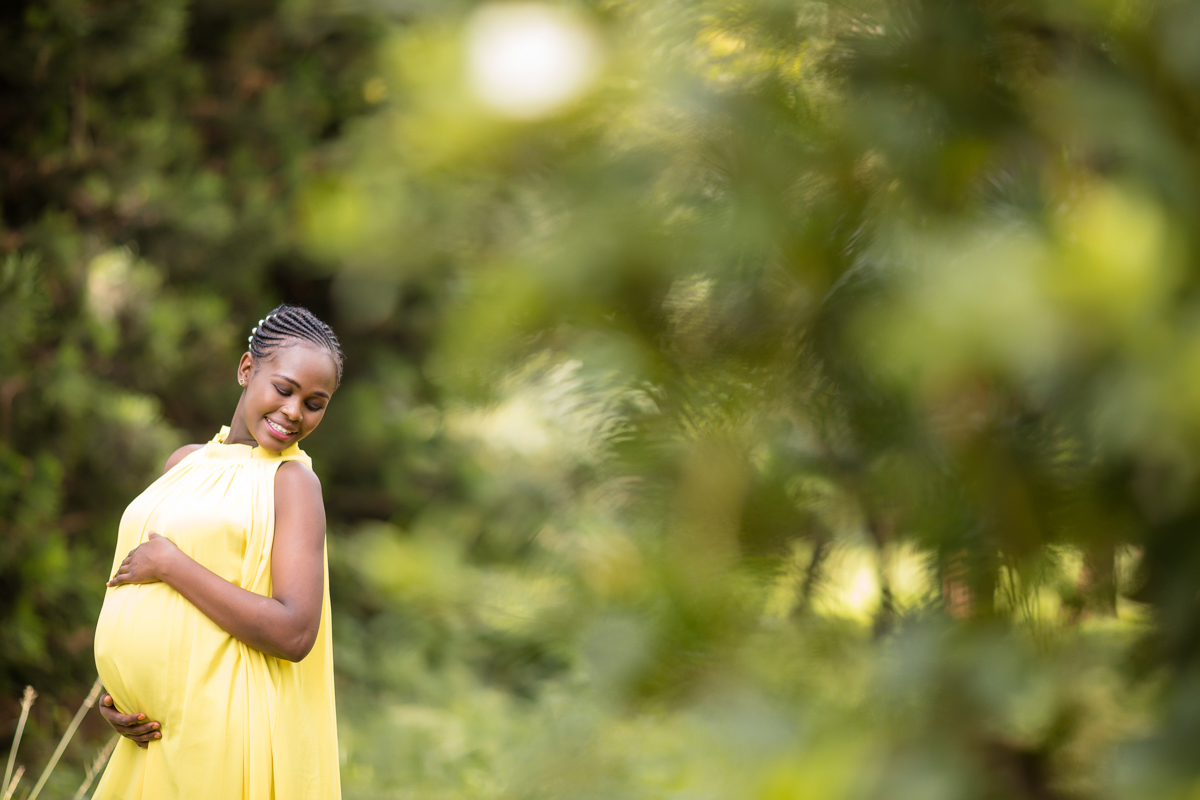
[2,765,24,800]
[27,676,103,800]
[3,686,36,796]
[70,735,117,800]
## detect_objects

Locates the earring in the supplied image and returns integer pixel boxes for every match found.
[239,377,246,387]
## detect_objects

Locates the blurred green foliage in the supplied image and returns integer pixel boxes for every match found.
[5,0,1200,797]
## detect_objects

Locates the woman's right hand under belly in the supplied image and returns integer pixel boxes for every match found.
[98,692,162,748]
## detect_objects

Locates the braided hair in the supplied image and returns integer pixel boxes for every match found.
[247,305,344,386]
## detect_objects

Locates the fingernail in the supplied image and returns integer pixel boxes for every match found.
[138,714,145,720]
[151,723,159,730]
[154,732,161,738]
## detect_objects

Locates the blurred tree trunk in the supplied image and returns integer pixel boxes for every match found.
[1080,541,1117,617]
[868,513,896,636]
[791,530,829,619]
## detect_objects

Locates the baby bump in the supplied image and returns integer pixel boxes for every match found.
[95,582,229,725]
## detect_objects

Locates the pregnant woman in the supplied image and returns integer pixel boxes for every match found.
[92,305,343,799]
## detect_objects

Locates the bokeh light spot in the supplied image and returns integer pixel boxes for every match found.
[466,3,603,120]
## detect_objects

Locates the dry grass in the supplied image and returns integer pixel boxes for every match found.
[4,678,115,800]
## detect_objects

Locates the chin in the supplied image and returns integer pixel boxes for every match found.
[255,425,300,451]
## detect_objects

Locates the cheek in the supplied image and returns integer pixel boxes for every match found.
[248,388,277,413]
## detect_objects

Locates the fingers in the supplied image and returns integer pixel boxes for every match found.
[111,714,148,734]
[100,710,164,742]
[98,699,156,729]
[121,720,163,745]
[149,532,161,540]
[108,556,132,586]
[99,704,143,726]
[104,715,160,737]
[123,720,161,738]
[107,562,136,586]
[100,705,137,725]
[96,689,163,745]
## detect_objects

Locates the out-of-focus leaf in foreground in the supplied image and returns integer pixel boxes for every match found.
[308,0,1200,798]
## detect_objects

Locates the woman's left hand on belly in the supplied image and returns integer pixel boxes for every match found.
[107,533,182,587]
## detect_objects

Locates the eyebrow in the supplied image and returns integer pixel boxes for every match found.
[275,374,331,400]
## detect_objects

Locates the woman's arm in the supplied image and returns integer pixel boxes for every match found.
[106,461,326,662]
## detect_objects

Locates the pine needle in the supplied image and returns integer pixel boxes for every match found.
[3,686,36,797]
[70,735,117,800]
[2,765,24,800]
[27,676,103,800]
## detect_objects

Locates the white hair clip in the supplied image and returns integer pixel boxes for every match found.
[248,314,272,346]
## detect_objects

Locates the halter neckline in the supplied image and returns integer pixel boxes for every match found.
[201,426,307,462]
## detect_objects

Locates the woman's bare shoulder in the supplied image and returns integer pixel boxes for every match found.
[276,460,323,497]
[163,444,204,474]
[275,461,326,530]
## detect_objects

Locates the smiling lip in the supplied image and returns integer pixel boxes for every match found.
[264,418,298,440]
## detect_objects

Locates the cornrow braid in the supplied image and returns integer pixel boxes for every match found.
[248,304,344,386]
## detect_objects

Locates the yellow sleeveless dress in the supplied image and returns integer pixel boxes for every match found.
[93,428,340,799]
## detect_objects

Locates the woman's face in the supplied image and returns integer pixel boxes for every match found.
[235,342,339,452]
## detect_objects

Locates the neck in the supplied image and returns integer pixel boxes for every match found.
[224,392,257,447]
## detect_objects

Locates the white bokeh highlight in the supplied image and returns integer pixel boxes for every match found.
[466,3,603,120]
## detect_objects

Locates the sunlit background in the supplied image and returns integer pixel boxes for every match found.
[5,0,1200,797]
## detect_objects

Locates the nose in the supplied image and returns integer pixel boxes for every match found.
[283,399,302,422]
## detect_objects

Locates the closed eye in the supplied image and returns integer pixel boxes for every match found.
[275,385,325,413]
